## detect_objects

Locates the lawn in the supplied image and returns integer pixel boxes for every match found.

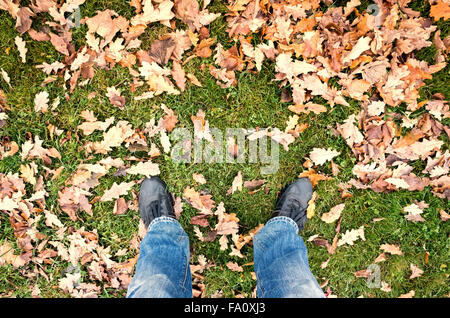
[0,0,449,298]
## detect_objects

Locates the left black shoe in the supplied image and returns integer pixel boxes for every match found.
[272,178,313,232]
[138,177,175,228]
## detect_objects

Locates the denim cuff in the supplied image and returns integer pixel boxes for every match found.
[266,216,299,234]
[147,216,180,231]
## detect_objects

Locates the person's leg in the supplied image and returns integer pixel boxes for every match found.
[253,178,325,298]
[254,216,324,298]
[126,177,192,298]
[126,216,192,298]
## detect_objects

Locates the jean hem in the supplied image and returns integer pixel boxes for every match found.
[266,216,299,234]
[147,216,180,231]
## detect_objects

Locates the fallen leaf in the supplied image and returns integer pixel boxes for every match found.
[34,91,49,113]
[337,226,365,246]
[15,36,27,63]
[193,173,207,184]
[101,181,135,202]
[321,203,345,223]
[226,261,243,272]
[409,263,424,279]
[227,171,243,195]
[380,244,403,255]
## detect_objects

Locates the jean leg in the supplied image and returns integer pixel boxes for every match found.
[127,217,192,298]
[253,216,325,298]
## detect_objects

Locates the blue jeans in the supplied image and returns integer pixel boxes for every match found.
[126,216,324,298]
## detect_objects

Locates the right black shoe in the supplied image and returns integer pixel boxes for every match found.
[272,178,313,232]
[138,177,176,228]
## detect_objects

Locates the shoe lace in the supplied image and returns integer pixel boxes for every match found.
[149,200,161,219]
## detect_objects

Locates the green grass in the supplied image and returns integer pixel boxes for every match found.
[0,1,449,298]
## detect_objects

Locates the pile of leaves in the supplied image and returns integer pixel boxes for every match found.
[0,0,449,298]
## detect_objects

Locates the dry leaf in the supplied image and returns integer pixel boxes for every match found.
[101,181,135,202]
[409,263,424,279]
[193,173,207,184]
[321,203,345,223]
[380,244,403,255]
[227,171,243,195]
[34,91,49,113]
[15,36,27,63]
[337,225,365,246]
[126,161,160,177]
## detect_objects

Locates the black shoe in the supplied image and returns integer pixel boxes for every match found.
[272,178,313,232]
[139,177,175,228]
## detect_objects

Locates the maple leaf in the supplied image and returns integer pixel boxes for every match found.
[20,163,36,185]
[298,168,332,187]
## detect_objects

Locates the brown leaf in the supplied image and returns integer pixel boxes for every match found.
[430,0,450,21]
[226,261,243,272]
[227,171,243,195]
[243,179,266,190]
[49,33,69,56]
[106,87,126,109]
[161,104,178,132]
[193,173,207,184]
[100,181,135,202]
[171,60,186,92]
[16,7,34,35]
[321,203,345,223]
[149,37,175,65]
[409,263,424,279]
[190,214,210,227]
[380,244,403,255]
[183,186,215,214]
[398,290,415,298]
[113,197,128,215]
